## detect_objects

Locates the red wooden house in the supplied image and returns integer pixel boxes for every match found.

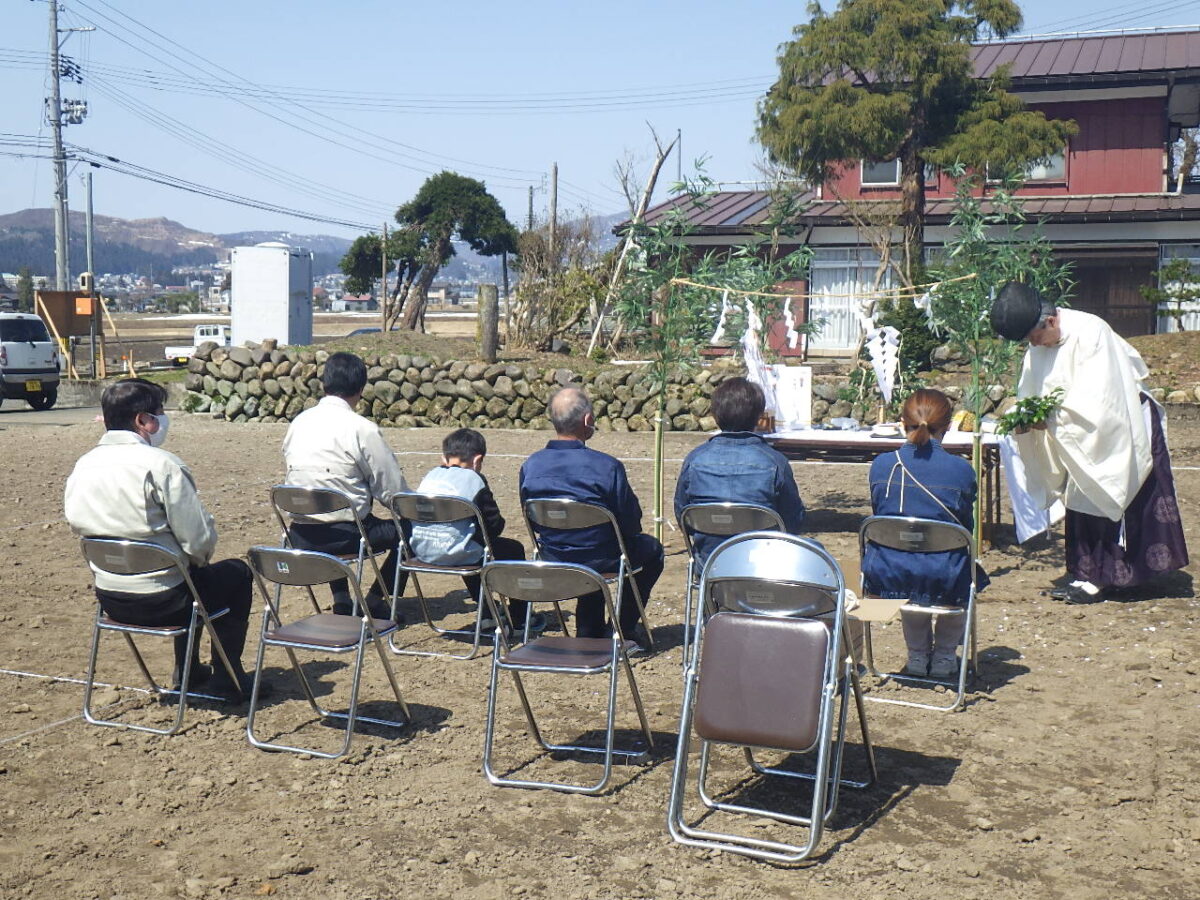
[640,27,1200,355]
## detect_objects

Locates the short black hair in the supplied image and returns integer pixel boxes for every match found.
[101,378,167,432]
[711,376,765,432]
[322,351,367,398]
[443,427,486,461]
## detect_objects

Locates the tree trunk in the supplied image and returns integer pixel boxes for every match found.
[401,238,450,332]
[898,143,925,288]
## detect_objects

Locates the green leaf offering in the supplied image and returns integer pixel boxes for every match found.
[997,388,1064,435]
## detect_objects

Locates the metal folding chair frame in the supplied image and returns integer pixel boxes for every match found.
[480,560,654,794]
[386,491,502,660]
[677,502,786,667]
[857,515,979,712]
[79,537,243,736]
[246,546,410,759]
[667,532,877,863]
[523,497,654,650]
[269,484,393,618]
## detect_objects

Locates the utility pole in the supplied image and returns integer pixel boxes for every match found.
[45,1,92,290]
[85,169,97,375]
[548,162,558,273]
[48,0,68,290]
[381,221,388,330]
[677,128,682,184]
[526,185,534,231]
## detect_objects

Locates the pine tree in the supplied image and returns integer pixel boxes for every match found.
[757,0,1076,283]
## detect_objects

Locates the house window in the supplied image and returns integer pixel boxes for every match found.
[1027,150,1067,182]
[861,159,900,186]
[988,148,1068,184]
[860,159,939,186]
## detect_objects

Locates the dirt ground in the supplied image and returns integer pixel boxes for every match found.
[0,412,1197,900]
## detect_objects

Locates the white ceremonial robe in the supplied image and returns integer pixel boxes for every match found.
[1012,308,1151,522]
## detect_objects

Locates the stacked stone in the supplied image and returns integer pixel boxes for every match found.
[183,340,734,431]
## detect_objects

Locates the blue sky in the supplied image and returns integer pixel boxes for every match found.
[3,0,1198,237]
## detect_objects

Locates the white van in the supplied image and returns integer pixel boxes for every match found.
[0,312,61,410]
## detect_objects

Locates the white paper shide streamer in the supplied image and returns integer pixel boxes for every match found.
[710,289,733,345]
[865,325,901,404]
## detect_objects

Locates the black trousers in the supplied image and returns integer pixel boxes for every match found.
[96,559,253,680]
[461,535,530,626]
[570,533,665,639]
[288,515,409,615]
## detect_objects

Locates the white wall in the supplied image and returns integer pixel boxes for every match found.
[230,244,313,347]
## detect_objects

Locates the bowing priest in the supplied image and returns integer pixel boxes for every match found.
[990,281,1188,602]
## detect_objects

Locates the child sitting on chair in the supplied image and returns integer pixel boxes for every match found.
[410,428,542,633]
[862,389,990,679]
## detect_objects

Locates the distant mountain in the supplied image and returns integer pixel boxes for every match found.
[219,230,352,275]
[0,209,352,277]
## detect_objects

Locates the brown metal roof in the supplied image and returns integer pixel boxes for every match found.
[973,30,1200,80]
[633,190,1200,235]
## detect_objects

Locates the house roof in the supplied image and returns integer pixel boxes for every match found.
[637,190,1200,234]
[973,29,1200,81]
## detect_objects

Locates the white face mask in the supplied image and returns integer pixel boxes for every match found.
[147,412,170,447]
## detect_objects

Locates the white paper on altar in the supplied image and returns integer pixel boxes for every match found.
[771,365,812,429]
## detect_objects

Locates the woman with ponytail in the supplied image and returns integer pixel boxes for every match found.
[862,389,990,678]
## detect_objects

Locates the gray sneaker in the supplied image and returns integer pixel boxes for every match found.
[902,652,930,677]
[928,654,960,679]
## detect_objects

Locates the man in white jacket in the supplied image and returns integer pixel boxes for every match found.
[992,282,1189,601]
[282,352,409,619]
[65,378,255,697]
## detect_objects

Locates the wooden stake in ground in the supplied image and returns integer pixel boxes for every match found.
[478,284,500,363]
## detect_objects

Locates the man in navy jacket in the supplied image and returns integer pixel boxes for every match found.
[519,386,662,646]
[674,376,806,566]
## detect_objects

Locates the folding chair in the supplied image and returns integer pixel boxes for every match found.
[523,498,655,650]
[386,491,498,660]
[677,502,786,666]
[480,560,654,794]
[79,537,243,736]
[857,515,979,712]
[246,546,410,759]
[269,485,392,617]
[667,532,877,863]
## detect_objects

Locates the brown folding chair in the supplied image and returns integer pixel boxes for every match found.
[387,491,498,660]
[269,484,393,617]
[857,515,979,712]
[523,497,654,650]
[480,560,653,794]
[246,546,409,760]
[79,537,243,736]
[677,502,786,666]
[667,532,876,862]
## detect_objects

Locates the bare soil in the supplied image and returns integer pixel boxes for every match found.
[0,414,1196,899]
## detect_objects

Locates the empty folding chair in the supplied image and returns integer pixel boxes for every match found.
[480,560,654,794]
[523,498,655,651]
[79,537,243,736]
[387,491,497,660]
[667,532,876,863]
[246,546,409,759]
[857,515,979,712]
[677,502,785,666]
[269,485,393,617]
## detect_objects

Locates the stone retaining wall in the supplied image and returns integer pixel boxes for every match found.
[181,340,1200,430]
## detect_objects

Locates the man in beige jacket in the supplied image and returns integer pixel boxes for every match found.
[65,378,255,697]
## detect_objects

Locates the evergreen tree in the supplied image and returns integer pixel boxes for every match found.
[757,0,1076,283]
[16,266,34,312]
[394,172,517,332]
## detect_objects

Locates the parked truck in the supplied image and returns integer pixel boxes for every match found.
[164,323,232,365]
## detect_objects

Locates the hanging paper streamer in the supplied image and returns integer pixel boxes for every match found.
[864,325,901,404]
[782,296,799,349]
[710,289,733,345]
[743,300,778,415]
[913,281,939,326]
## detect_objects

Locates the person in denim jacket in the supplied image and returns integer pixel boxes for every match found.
[863,389,990,678]
[674,377,806,567]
